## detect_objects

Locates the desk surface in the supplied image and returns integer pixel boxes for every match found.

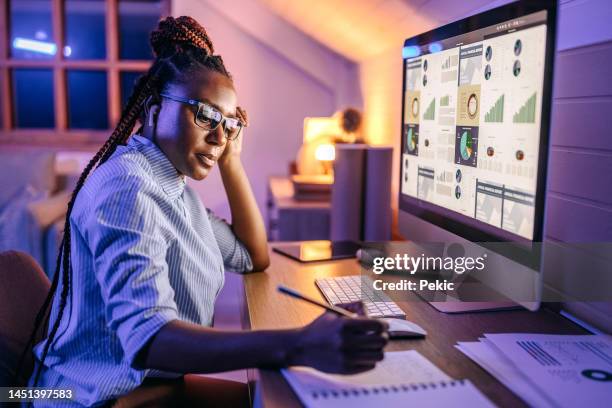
[240,250,586,407]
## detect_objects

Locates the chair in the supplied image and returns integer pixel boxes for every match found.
[0,251,250,406]
[0,250,50,386]
[110,375,250,407]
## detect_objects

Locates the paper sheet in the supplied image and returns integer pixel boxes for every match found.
[284,350,451,392]
[460,334,612,408]
[456,341,554,407]
[282,350,496,408]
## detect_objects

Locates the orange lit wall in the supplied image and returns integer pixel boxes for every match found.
[359,47,404,236]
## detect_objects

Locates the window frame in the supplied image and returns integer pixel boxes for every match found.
[0,0,170,148]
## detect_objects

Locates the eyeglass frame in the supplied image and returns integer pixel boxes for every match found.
[159,93,244,141]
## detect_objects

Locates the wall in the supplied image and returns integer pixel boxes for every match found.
[359,0,612,330]
[172,0,361,222]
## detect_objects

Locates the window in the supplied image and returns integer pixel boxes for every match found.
[65,0,106,60]
[0,0,170,146]
[67,70,108,129]
[120,70,145,109]
[12,68,55,128]
[119,0,164,60]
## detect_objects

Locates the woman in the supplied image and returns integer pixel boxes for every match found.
[22,16,387,407]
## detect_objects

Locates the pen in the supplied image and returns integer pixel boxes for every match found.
[277,285,358,318]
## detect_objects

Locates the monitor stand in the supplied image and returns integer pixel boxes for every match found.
[415,278,521,313]
[427,299,519,314]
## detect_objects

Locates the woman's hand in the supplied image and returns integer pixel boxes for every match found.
[218,106,248,168]
[289,308,388,374]
[216,105,270,271]
[336,301,367,316]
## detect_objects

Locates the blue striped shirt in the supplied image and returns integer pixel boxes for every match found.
[30,135,253,407]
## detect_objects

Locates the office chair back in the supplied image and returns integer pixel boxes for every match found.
[0,250,50,386]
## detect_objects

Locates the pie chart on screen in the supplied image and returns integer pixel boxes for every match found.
[460,131,474,160]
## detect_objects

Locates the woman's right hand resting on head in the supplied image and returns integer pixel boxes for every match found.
[139,302,388,375]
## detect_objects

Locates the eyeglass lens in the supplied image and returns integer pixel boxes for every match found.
[196,105,242,140]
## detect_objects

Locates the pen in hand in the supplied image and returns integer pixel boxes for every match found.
[277,285,359,318]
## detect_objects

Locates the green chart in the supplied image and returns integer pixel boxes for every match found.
[440,95,450,107]
[513,93,536,123]
[485,94,504,123]
[442,56,451,69]
[423,98,435,120]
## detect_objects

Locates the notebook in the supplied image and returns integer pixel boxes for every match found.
[282,350,495,408]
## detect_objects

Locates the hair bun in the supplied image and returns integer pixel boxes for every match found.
[150,16,215,57]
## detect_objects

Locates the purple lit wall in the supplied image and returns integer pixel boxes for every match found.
[543,0,612,331]
[546,34,612,243]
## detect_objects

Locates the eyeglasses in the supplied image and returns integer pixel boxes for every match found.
[160,93,244,141]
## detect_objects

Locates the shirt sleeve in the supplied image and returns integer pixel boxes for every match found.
[206,209,253,273]
[79,173,179,367]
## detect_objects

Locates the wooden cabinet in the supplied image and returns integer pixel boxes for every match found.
[267,177,330,241]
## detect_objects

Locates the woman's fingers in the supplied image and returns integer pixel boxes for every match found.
[336,301,366,316]
[236,106,249,127]
[342,334,388,351]
[344,350,385,364]
[339,363,378,375]
[343,317,388,334]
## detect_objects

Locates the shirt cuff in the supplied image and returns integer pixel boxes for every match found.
[122,309,178,368]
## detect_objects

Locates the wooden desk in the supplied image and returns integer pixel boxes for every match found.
[240,250,587,407]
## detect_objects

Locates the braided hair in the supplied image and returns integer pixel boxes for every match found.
[15,16,232,387]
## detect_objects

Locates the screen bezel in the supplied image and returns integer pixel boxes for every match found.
[398,0,557,256]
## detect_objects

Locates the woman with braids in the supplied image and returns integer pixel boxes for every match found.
[23,16,387,407]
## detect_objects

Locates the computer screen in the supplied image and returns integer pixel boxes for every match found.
[399,3,555,243]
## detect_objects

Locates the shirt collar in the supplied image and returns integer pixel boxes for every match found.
[130,135,186,199]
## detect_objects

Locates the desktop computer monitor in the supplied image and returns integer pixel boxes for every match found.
[397,1,558,311]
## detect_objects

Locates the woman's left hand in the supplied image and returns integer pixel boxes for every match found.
[219,106,248,167]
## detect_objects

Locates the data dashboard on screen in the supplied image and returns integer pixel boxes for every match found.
[400,11,547,240]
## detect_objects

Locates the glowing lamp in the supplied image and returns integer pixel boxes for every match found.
[296,117,339,176]
[303,117,341,144]
[315,143,335,162]
[315,143,335,175]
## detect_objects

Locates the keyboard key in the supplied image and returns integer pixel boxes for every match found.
[316,276,406,319]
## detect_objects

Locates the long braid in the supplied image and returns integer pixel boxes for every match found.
[20,15,233,389]
[15,125,122,386]
[15,72,143,383]
[22,59,165,384]
[29,71,157,387]
[99,73,158,165]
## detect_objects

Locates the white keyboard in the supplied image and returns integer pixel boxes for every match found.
[316,275,406,318]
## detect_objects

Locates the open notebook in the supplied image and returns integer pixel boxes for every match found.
[282,350,494,408]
